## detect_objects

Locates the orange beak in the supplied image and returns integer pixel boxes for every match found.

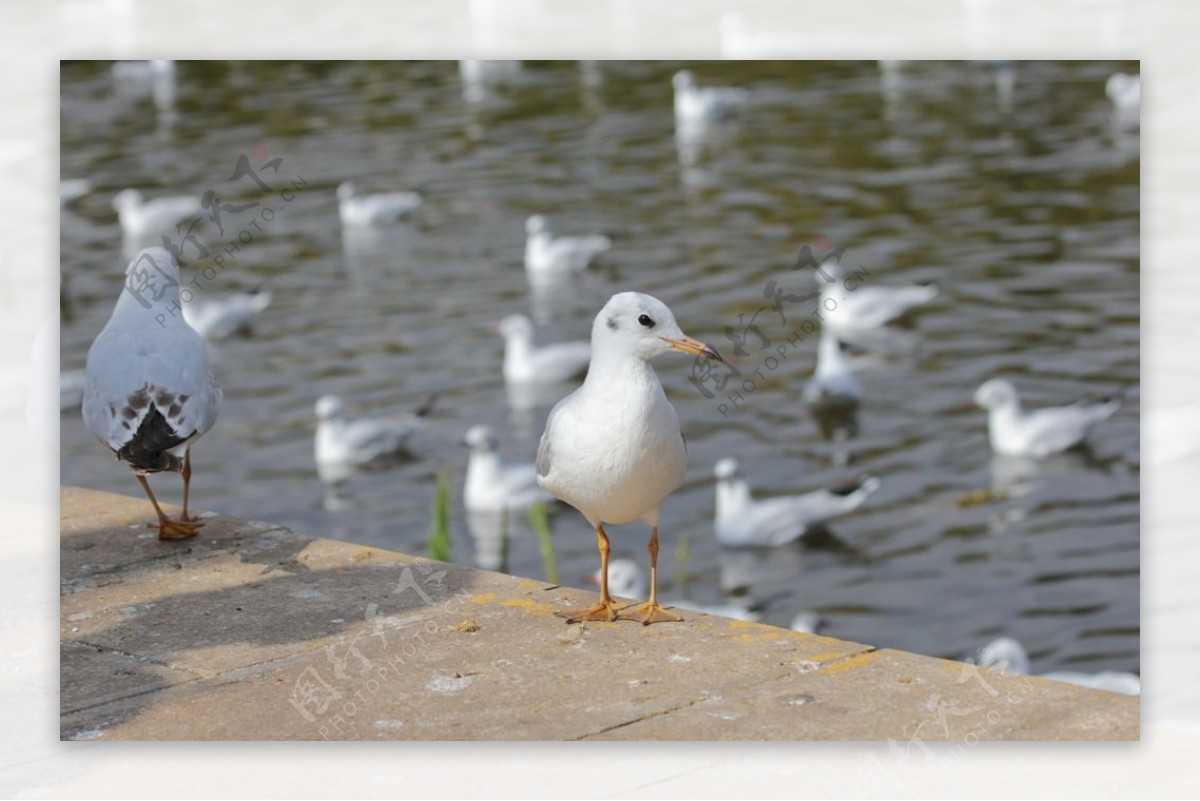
[662,335,724,362]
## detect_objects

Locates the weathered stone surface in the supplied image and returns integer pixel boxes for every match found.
[59,487,1139,741]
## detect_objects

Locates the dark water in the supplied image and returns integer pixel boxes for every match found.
[60,60,1139,674]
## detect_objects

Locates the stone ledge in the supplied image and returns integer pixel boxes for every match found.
[59,487,1139,741]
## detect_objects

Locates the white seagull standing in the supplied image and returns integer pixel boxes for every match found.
[713,458,880,548]
[337,182,422,227]
[672,69,748,124]
[314,395,429,472]
[464,424,552,513]
[523,215,611,277]
[803,331,862,409]
[112,189,202,244]
[537,292,724,624]
[973,378,1120,457]
[496,314,590,384]
[183,287,272,340]
[593,559,761,622]
[82,247,221,539]
[977,637,1140,696]
[815,259,938,331]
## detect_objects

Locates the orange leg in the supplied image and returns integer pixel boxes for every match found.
[618,526,683,625]
[180,448,197,523]
[556,524,622,623]
[136,473,199,541]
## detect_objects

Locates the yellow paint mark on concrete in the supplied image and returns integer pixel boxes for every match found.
[819,650,885,676]
[501,598,558,616]
[471,593,497,605]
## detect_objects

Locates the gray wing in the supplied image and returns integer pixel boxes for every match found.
[83,322,220,458]
[536,431,552,480]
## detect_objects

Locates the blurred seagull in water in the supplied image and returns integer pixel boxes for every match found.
[672,70,748,124]
[714,458,879,548]
[82,247,221,539]
[314,395,430,472]
[337,182,422,227]
[537,292,724,624]
[183,287,272,340]
[977,637,1140,696]
[815,259,938,331]
[803,331,862,410]
[973,378,1119,457]
[523,215,611,277]
[112,189,201,243]
[464,424,552,512]
[496,314,590,385]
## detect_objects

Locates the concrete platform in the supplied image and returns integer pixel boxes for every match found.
[59,487,1139,741]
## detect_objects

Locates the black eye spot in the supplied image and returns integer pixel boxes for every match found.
[637,314,655,329]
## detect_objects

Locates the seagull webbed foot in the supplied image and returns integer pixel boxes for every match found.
[617,601,683,626]
[554,599,623,623]
[157,517,201,540]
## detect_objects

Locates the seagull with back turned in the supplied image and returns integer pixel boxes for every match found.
[537,292,724,625]
[973,378,1119,457]
[82,247,221,539]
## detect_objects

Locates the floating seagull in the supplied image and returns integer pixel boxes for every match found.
[973,378,1119,457]
[593,559,761,622]
[496,314,590,385]
[61,369,86,410]
[82,247,221,539]
[672,70,748,124]
[537,292,723,624]
[713,458,880,548]
[1105,72,1140,114]
[815,259,938,330]
[523,215,611,277]
[314,395,429,472]
[112,189,201,243]
[337,182,422,227]
[182,287,272,340]
[803,331,862,410]
[977,637,1140,696]
[464,424,552,513]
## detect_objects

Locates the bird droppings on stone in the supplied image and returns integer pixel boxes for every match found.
[425,675,472,694]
